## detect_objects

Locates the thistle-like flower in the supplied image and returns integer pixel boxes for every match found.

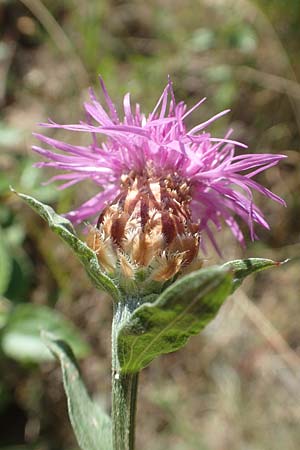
[33,78,285,290]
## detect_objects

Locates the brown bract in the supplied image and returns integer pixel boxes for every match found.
[86,173,202,286]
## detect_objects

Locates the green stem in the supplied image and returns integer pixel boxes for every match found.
[112,302,139,450]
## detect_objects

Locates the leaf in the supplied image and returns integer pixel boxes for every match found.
[12,189,120,300]
[222,258,285,292]
[117,266,233,373]
[1,304,90,362]
[0,229,13,295]
[0,298,11,330]
[43,332,112,450]
[4,252,33,303]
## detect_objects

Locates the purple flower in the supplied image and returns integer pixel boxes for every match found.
[33,78,286,254]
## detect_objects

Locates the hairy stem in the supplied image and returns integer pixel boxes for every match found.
[112,302,139,450]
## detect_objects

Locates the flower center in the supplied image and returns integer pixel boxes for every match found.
[86,173,202,290]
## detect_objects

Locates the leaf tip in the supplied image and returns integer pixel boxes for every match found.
[9,186,27,202]
[275,258,291,267]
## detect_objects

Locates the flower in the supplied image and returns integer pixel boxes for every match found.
[33,78,285,266]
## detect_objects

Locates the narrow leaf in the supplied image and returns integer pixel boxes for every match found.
[1,304,89,362]
[0,229,13,295]
[117,266,233,373]
[43,332,112,450]
[12,189,120,300]
[222,258,285,292]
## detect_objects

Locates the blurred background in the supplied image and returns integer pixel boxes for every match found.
[0,0,300,449]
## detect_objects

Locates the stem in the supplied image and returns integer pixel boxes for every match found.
[112,302,139,450]
[112,372,139,450]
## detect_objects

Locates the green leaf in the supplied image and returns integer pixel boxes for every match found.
[1,304,90,362]
[0,228,13,295]
[4,252,33,303]
[0,298,11,330]
[12,189,120,300]
[222,258,285,292]
[117,266,233,373]
[43,332,112,450]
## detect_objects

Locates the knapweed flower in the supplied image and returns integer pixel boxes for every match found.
[33,78,285,289]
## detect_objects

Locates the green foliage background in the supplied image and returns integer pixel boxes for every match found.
[0,0,299,449]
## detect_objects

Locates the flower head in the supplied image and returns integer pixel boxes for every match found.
[33,78,285,285]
